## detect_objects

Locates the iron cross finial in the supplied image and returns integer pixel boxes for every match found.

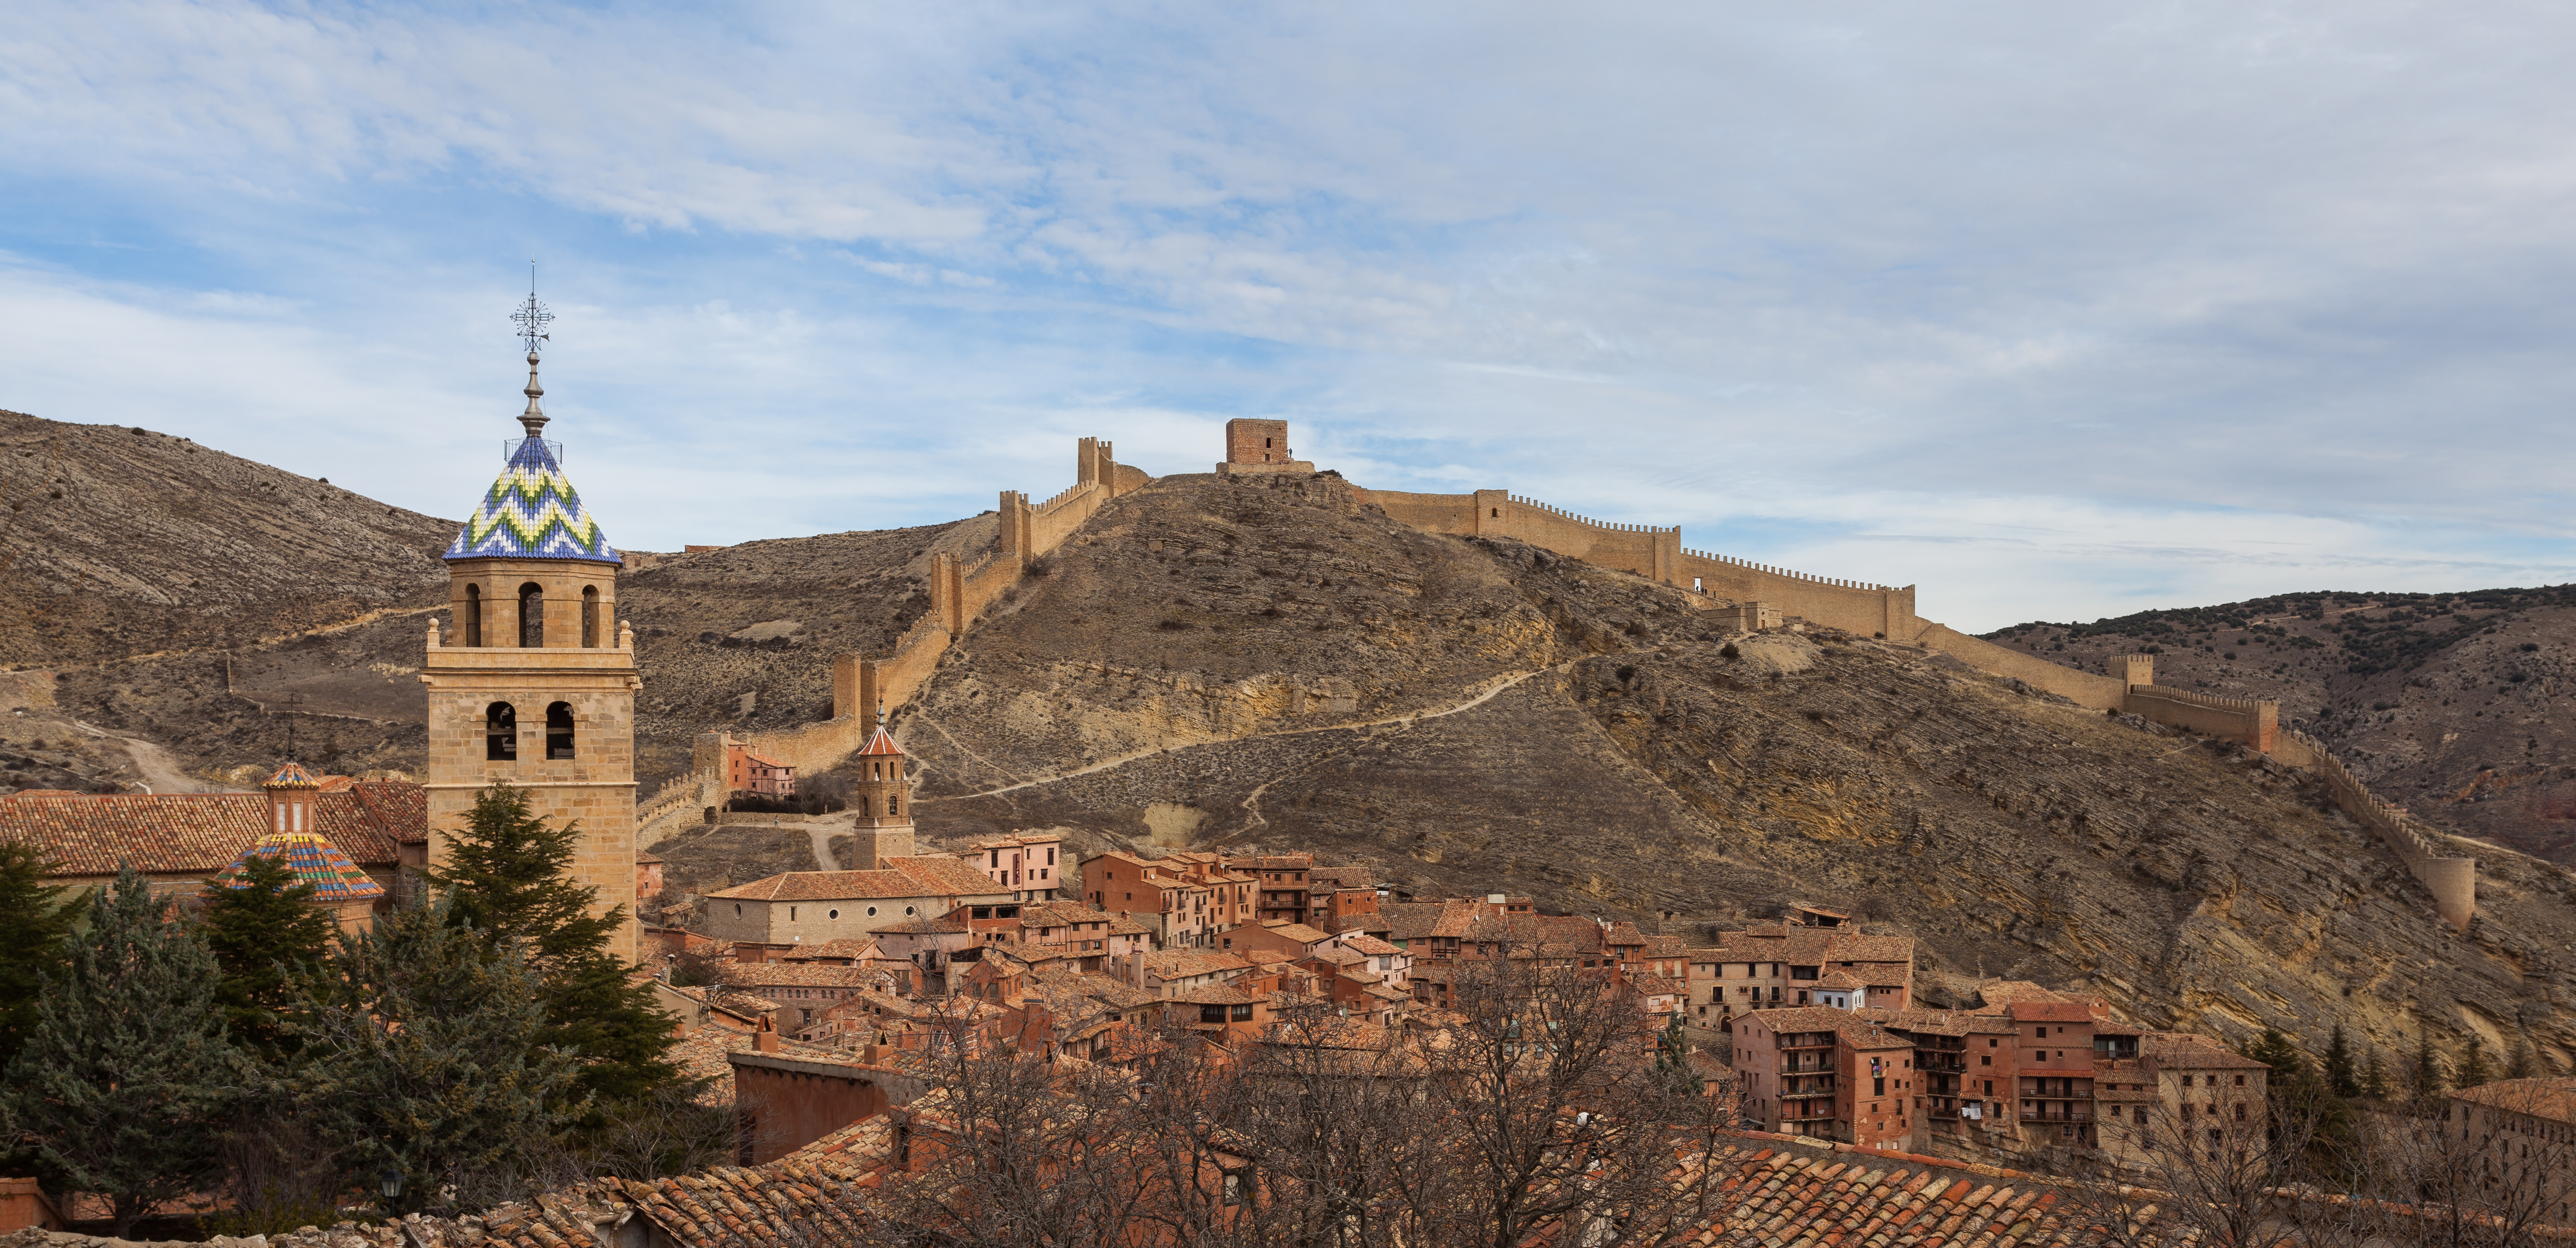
[513,261,553,356]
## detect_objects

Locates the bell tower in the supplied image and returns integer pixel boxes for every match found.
[846,707,915,871]
[419,283,642,960]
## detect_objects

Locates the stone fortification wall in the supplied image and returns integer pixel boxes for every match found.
[1912,625,2130,709]
[1359,485,1914,638]
[2283,729,2478,932]
[638,437,1142,844]
[2123,684,2279,753]
[1677,546,1917,640]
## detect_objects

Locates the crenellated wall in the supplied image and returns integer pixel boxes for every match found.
[1357,485,1915,638]
[2281,729,2478,932]
[636,436,1145,845]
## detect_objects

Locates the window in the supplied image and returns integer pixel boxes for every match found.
[546,701,575,759]
[464,584,483,646]
[582,585,600,647]
[485,701,517,760]
[518,582,544,647]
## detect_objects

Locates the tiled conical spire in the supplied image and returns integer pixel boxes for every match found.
[443,350,621,565]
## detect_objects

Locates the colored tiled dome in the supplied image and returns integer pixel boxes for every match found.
[444,435,620,565]
[264,760,321,789]
[213,830,387,903]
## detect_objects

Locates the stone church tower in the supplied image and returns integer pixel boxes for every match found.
[846,710,914,871]
[420,343,641,960]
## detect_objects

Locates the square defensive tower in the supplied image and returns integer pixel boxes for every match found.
[1218,418,1316,475]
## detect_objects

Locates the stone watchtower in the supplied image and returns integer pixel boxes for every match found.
[420,340,642,961]
[845,709,915,871]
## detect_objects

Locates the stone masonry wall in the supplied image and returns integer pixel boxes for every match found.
[636,438,1140,844]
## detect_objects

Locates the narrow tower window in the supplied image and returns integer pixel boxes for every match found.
[546,701,575,759]
[518,583,544,647]
[485,701,517,761]
[582,585,599,648]
[464,584,482,647]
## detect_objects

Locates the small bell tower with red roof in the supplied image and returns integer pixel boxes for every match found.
[847,705,914,870]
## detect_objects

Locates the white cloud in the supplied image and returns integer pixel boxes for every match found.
[0,0,2570,628]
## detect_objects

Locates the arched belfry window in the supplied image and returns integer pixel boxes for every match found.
[582,585,600,648]
[464,584,482,647]
[546,701,575,760]
[485,701,517,761]
[518,583,544,647]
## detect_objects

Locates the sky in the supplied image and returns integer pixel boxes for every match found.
[3,1,2572,632]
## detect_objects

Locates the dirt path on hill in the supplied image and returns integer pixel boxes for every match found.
[943,660,1574,801]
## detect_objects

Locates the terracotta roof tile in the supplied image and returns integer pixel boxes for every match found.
[704,870,935,902]
[0,782,422,876]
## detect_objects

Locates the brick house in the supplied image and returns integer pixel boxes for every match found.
[1224,852,1313,923]
[1730,1007,1922,1147]
[1079,850,1256,949]
[725,742,794,800]
[968,830,1065,902]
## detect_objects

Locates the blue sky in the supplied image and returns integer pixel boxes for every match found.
[4,1,2572,631]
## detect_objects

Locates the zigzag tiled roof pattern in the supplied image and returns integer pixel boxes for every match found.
[443,435,620,564]
[0,781,423,876]
[212,829,386,902]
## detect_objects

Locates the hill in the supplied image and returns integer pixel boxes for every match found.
[5,407,2571,1070]
[878,471,2576,1068]
[1985,591,2576,864]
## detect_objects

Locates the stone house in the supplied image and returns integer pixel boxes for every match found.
[2444,1076,2576,1226]
[1685,923,1915,1023]
[704,856,1013,945]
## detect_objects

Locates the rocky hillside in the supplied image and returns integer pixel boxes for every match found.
[1986,591,2576,864]
[879,471,2576,1071]
[7,409,2571,1072]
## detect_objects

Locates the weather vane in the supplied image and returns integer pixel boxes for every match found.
[512,260,553,356]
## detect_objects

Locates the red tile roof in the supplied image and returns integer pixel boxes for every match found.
[0,782,423,876]
[705,870,933,902]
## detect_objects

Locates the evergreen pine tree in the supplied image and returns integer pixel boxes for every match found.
[2323,1024,2360,1099]
[0,842,85,1068]
[2410,1030,2448,1100]
[2505,1032,2538,1080]
[2248,1028,2308,1086]
[424,782,679,1104]
[1650,1010,1697,1097]
[2360,1050,2393,1101]
[2455,1035,2495,1088]
[0,866,240,1238]
[292,898,584,1214]
[202,850,337,1059]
